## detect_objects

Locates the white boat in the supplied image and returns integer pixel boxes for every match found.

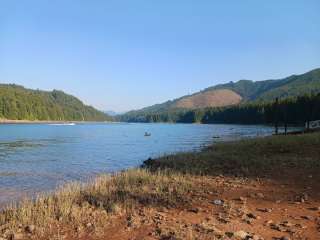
[49,123,76,126]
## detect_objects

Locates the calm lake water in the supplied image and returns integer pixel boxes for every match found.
[0,123,274,204]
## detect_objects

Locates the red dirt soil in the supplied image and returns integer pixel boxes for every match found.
[62,174,320,240]
[174,89,242,109]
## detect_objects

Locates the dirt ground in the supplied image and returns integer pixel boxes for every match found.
[71,174,320,240]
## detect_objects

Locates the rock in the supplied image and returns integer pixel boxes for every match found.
[86,222,93,228]
[252,234,264,240]
[265,220,273,226]
[296,193,309,203]
[302,193,309,201]
[309,206,320,211]
[25,225,36,234]
[301,215,313,220]
[256,192,264,198]
[2,230,13,240]
[239,197,247,202]
[281,221,293,228]
[212,199,223,205]
[270,223,284,232]
[211,226,224,237]
[280,237,291,240]
[247,213,259,219]
[233,230,249,239]
[225,232,234,238]
[257,208,272,213]
[217,213,230,223]
[188,207,200,213]
[13,233,25,240]
[196,222,224,237]
[127,215,134,227]
[246,219,254,225]
[159,207,169,213]
[248,193,256,198]
[0,224,9,232]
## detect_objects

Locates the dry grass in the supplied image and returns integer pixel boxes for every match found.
[0,169,193,239]
[143,132,320,177]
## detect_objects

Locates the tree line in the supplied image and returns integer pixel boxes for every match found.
[119,93,320,125]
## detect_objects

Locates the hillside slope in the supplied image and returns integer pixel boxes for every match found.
[174,89,242,108]
[0,84,111,121]
[210,68,320,101]
[121,68,320,119]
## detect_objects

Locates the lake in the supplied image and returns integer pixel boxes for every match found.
[0,123,274,205]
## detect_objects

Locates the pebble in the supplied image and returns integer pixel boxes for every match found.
[2,230,13,239]
[296,193,309,203]
[256,192,264,198]
[265,220,273,226]
[233,230,249,239]
[237,197,247,202]
[212,199,223,205]
[25,225,36,234]
[280,237,290,240]
[257,208,272,213]
[252,235,264,240]
[309,206,320,211]
[13,233,25,240]
[244,217,254,225]
[188,207,200,213]
[86,222,93,228]
[301,215,313,220]
[247,213,259,219]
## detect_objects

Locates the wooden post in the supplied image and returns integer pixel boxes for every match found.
[274,98,279,135]
[284,104,287,135]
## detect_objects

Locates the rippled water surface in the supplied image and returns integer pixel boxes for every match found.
[0,123,275,204]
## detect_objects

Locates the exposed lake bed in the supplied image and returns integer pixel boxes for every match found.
[0,130,319,240]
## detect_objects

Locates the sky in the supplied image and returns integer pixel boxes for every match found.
[0,1,319,112]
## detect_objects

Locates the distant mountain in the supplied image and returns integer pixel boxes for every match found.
[0,84,112,121]
[120,68,320,119]
[104,110,122,116]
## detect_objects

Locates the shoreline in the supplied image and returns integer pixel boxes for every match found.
[0,119,111,124]
[0,132,319,239]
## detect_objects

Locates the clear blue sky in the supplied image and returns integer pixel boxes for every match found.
[1,1,319,112]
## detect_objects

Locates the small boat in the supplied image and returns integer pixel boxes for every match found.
[144,132,151,137]
[50,123,76,126]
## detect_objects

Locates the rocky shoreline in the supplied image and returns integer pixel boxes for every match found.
[0,132,319,239]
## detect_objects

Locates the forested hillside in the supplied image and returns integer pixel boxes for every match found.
[119,68,320,124]
[210,68,320,101]
[119,93,320,125]
[0,84,111,121]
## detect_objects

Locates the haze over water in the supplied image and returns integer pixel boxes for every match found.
[0,123,275,205]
